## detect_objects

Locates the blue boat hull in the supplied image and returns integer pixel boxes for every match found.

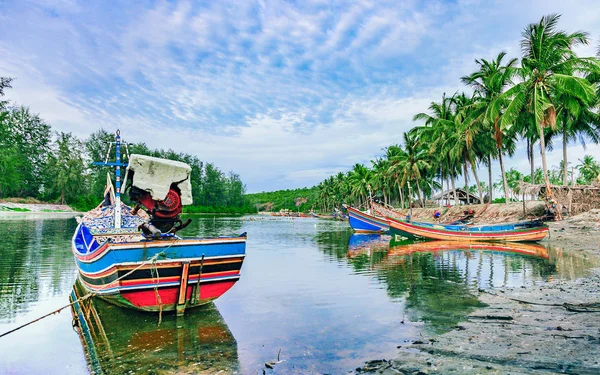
[346,206,389,233]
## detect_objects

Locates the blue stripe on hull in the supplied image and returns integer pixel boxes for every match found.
[348,215,389,232]
[74,242,246,274]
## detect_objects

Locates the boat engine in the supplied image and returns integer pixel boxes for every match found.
[129,184,191,234]
[123,154,194,236]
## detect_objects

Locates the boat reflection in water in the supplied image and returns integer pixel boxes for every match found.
[343,234,555,333]
[70,279,238,375]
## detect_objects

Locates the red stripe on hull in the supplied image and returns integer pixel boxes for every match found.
[120,281,237,308]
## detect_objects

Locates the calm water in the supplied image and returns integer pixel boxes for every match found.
[0,216,597,374]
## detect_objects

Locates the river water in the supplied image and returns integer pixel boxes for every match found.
[0,215,597,374]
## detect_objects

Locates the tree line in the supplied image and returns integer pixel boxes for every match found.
[314,14,600,212]
[0,78,253,213]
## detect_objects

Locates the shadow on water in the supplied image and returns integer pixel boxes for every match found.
[70,279,239,375]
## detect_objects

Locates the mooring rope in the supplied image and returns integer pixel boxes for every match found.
[0,251,167,339]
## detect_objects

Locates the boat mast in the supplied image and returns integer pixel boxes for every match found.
[92,130,129,229]
[114,130,123,228]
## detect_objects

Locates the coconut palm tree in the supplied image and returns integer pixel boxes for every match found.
[497,14,600,196]
[386,144,409,208]
[462,52,519,204]
[576,155,600,184]
[393,132,431,207]
[347,163,372,208]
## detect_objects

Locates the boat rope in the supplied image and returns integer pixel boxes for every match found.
[150,256,163,326]
[0,251,166,339]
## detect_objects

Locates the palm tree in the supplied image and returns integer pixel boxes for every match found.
[414,93,462,205]
[462,52,519,204]
[497,14,599,196]
[347,163,372,208]
[393,132,431,207]
[371,157,391,206]
[555,77,600,185]
[386,144,409,208]
[451,93,485,203]
[576,155,600,184]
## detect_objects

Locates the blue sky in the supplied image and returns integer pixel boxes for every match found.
[1,0,599,193]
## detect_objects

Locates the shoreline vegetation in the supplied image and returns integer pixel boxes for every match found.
[0,79,253,215]
[308,14,600,214]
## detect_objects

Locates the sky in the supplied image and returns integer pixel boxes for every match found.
[1,0,600,193]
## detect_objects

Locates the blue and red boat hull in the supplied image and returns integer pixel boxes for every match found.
[345,205,389,233]
[72,223,246,313]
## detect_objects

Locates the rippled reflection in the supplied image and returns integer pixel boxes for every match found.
[0,217,598,375]
[71,279,238,375]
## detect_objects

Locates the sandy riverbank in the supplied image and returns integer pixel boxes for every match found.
[357,212,600,375]
[0,201,80,219]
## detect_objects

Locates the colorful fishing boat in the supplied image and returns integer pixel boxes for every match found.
[344,204,389,233]
[387,216,548,243]
[71,130,246,315]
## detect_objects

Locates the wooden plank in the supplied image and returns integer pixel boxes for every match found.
[177,262,190,306]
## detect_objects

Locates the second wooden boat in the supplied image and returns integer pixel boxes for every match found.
[344,205,389,233]
[387,216,548,242]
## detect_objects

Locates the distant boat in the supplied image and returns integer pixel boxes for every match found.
[387,216,548,243]
[311,212,335,219]
[71,131,246,315]
[344,205,389,233]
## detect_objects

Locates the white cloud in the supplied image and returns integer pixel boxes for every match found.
[1,0,599,192]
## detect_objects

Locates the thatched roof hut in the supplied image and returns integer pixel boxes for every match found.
[519,182,600,215]
[431,188,481,205]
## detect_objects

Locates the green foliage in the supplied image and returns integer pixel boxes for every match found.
[245,187,318,212]
[576,155,600,184]
[309,14,600,208]
[0,78,248,212]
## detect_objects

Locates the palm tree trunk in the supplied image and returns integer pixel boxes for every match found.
[528,139,536,200]
[397,182,404,209]
[498,150,509,206]
[470,159,483,203]
[487,155,493,203]
[463,163,470,205]
[440,171,444,208]
[451,177,457,206]
[417,183,424,208]
[538,126,552,197]
[562,129,568,186]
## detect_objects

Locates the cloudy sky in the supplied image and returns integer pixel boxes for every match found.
[1,0,599,193]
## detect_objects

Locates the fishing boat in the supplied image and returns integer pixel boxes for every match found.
[387,216,548,242]
[311,212,335,219]
[71,130,246,315]
[70,279,238,374]
[344,204,389,233]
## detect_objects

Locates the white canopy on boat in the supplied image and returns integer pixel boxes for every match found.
[123,154,193,205]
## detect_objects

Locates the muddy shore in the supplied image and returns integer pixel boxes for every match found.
[357,212,600,375]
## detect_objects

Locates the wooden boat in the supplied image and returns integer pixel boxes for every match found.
[71,131,246,314]
[388,240,549,259]
[310,211,335,219]
[344,204,389,233]
[387,216,548,242]
[70,279,238,374]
